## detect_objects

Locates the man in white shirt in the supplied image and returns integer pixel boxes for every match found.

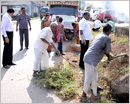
[92,18,102,31]
[1,9,16,68]
[78,8,83,21]
[33,22,59,77]
[79,12,93,69]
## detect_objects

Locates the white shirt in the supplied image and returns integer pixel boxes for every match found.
[78,10,83,17]
[34,27,53,52]
[94,20,102,29]
[79,18,93,40]
[1,13,14,37]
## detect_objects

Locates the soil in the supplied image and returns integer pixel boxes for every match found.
[62,33,129,103]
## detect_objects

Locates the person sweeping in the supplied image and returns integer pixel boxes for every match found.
[33,22,59,77]
[81,24,113,102]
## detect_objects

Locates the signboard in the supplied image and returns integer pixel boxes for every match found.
[49,1,79,6]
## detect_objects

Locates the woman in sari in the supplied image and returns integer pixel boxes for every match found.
[41,14,51,53]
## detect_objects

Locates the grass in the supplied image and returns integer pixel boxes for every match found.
[33,63,79,100]
[31,17,40,20]
[117,35,129,44]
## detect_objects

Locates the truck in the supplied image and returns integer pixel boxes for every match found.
[48,1,79,39]
[39,7,49,20]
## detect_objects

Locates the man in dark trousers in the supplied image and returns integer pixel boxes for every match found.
[1,9,16,68]
[79,12,93,69]
[16,7,31,51]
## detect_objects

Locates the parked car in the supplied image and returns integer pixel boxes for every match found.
[90,9,102,21]
[91,10,102,21]
[39,7,49,20]
[96,9,116,22]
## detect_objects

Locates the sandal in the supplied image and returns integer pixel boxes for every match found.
[80,96,91,103]
[33,71,40,77]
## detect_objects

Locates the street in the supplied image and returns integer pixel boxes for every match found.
[1,19,75,103]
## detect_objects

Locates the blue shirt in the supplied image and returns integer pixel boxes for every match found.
[83,32,111,66]
[17,14,30,29]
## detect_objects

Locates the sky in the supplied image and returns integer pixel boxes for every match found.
[85,1,129,17]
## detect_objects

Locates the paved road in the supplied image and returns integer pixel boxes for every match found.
[1,19,75,103]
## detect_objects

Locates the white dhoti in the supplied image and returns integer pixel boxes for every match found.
[33,48,49,71]
[83,62,98,96]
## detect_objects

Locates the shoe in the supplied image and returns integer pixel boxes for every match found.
[19,48,23,51]
[3,65,10,69]
[8,63,16,65]
[61,53,65,55]
[97,86,103,92]
[26,47,29,49]
[79,66,84,69]
[80,96,90,103]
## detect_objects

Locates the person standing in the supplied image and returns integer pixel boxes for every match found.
[41,14,51,54]
[78,8,83,22]
[16,7,31,51]
[72,22,80,44]
[82,24,113,101]
[79,12,93,69]
[56,17,67,55]
[41,14,50,29]
[1,9,16,68]
[54,16,59,43]
[33,22,59,76]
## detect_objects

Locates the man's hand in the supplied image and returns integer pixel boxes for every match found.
[5,37,9,44]
[81,40,86,45]
[108,55,114,61]
[80,34,86,45]
[55,49,60,55]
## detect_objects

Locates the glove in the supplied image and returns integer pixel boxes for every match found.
[80,35,86,45]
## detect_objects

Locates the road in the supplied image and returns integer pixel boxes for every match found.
[1,19,75,103]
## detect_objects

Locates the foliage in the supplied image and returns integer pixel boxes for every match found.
[100,90,115,103]
[33,63,78,100]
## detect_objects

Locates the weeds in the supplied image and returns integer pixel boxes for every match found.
[33,63,78,100]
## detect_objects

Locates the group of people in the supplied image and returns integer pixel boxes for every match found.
[1,8,113,101]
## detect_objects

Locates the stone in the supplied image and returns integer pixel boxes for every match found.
[111,74,129,103]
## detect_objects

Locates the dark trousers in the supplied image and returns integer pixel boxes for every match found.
[19,29,29,48]
[57,40,63,54]
[2,32,13,66]
[79,40,89,69]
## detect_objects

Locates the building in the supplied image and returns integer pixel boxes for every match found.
[1,1,45,19]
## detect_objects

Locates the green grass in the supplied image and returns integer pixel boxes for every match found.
[31,17,40,20]
[33,63,78,100]
[116,35,129,44]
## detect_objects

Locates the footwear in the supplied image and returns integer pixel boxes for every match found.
[33,71,40,77]
[97,86,103,92]
[26,47,29,49]
[19,48,23,51]
[79,66,84,69]
[8,63,16,65]
[3,65,10,69]
[61,53,65,55]
[80,96,90,103]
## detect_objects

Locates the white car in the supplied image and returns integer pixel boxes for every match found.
[90,9,102,21]
[91,11,101,21]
